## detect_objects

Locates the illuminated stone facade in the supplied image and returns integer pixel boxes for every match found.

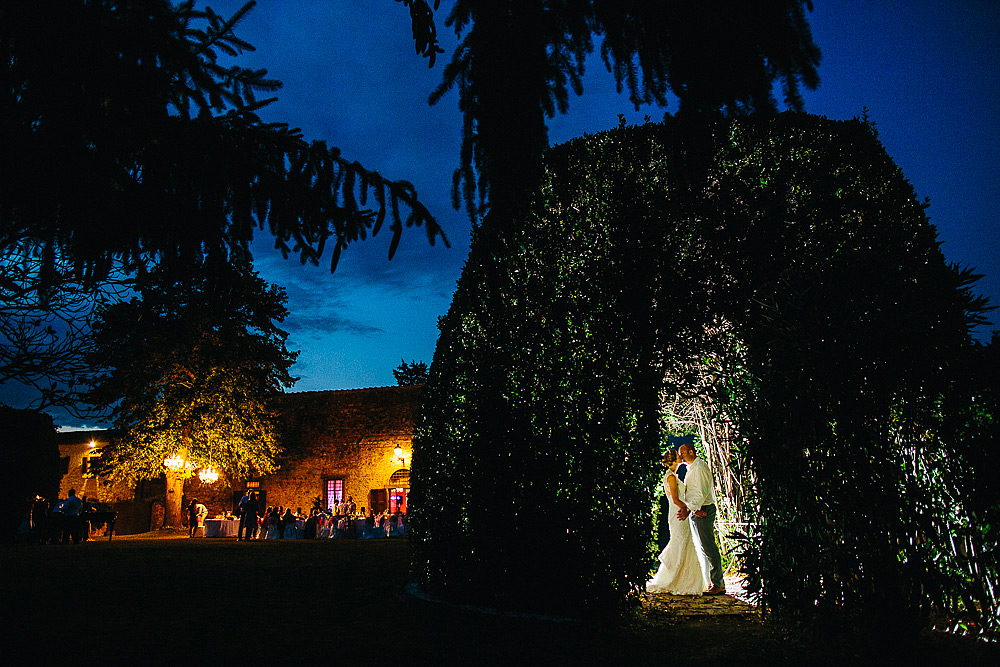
[262,385,418,514]
[55,433,128,503]
[56,385,420,526]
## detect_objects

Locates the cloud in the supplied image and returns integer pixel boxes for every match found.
[283,314,384,336]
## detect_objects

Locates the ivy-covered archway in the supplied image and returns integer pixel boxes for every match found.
[411,113,992,630]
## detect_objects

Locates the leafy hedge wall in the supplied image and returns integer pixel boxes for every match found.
[410,113,994,630]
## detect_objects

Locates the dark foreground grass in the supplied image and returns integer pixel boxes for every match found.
[3,537,996,666]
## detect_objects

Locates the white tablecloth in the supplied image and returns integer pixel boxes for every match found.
[204,518,239,537]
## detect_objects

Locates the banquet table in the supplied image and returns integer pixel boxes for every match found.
[204,518,240,537]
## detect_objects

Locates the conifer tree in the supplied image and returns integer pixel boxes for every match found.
[1,0,446,413]
[425,0,821,219]
[393,359,429,386]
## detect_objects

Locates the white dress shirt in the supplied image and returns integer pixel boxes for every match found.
[682,457,717,511]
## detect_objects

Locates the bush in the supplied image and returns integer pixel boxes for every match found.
[411,113,995,632]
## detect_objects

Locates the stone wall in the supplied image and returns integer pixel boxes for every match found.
[260,386,420,513]
[56,431,129,504]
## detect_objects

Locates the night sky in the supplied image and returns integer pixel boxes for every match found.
[9,1,1000,428]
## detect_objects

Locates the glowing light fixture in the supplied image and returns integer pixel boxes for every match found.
[394,445,406,466]
[163,453,193,471]
[198,465,219,484]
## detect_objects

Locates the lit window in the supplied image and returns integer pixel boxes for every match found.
[326,479,344,511]
[82,449,102,477]
[389,487,408,514]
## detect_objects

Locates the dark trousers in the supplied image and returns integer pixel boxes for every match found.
[62,515,82,544]
[239,515,257,540]
[691,503,724,587]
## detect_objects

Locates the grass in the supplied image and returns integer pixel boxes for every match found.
[3,535,997,666]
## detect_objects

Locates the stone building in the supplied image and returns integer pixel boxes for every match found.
[56,431,127,503]
[263,385,419,515]
[55,385,420,530]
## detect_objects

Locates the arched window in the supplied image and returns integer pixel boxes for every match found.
[389,468,410,488]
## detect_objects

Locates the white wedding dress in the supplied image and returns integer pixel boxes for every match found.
[646,471,710,595]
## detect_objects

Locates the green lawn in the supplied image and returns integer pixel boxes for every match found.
[3,537,995,665]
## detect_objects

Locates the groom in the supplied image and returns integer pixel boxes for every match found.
[678,443,726,595]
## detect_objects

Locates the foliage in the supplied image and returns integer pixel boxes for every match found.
[0,406,65,540]
[394,0,445,67]
[0,0,446,411]
[85,255,297,487]
[423,0,821,219]
[393,359,429,386]
[412,112,996,632]
[710,117,994,637]
[413,117,704,614]
[0,251,131,417]
[928,332,1000,634]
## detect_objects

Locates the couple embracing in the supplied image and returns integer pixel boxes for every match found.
[647,443,727,596]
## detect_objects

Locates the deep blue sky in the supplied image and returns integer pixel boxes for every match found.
[227,0,998,396]
[7,1,998,428]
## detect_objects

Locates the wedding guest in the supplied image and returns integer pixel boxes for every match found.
[266,507,281,539]
[260,506,273,538]
[304,510,318,539]
[60,489,84,544]
[276,507,287,538]
[187,499,200,538]
[236,490,249,539]
[16,498,33,542]
[281,508,296,539]
[239,492,259,541]
[31,497,51,544]
[79,495,94,541]
[196,500,208,526]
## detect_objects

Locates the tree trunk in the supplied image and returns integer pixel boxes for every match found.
[163,469,185,528]
[162,438,192,529]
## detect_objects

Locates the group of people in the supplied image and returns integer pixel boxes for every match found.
[16,489,87,544]
[228,491,406,540]
[646,443,728,597]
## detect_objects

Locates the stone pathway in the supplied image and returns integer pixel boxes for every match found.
[639,576,759,617]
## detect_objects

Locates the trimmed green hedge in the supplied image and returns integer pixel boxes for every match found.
[411,113,995,632]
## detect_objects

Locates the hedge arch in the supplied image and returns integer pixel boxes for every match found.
[410,113,992,629]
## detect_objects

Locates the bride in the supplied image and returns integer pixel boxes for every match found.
[646,449,710,595]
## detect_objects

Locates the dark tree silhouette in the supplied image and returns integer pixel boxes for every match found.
[0,407,65,542]
[393,359,429,385]
[425,0,821,219]
[1,0,447,412]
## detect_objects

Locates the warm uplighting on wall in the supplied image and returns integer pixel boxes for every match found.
[198,465,219,484]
